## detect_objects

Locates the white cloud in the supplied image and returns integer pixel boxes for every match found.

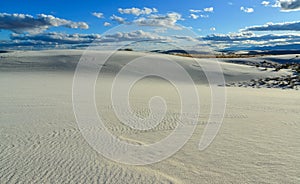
[189,14,199,19]
[261,1,270,6]
[118,7,158,16]
[92,12,104,19]
[189,8,210,19]
[242,21,300,31]
[204,7,214,12]
[240,7,254,13]
[0,13,89,34]
[200,14,209,18]
[103,22,111,26]
[210,27,216,31]
[110,14,126,24]
[189,9,202,13]
[272,1,282,7]
[134,12,182,29]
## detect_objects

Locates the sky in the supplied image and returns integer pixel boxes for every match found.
[0,0,300,50]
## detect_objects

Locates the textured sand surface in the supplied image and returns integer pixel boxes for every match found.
[0,50,299,183]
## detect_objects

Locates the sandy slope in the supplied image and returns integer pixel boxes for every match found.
[0,50,299,183]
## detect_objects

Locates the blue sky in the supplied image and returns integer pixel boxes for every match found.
[0,0,300,50]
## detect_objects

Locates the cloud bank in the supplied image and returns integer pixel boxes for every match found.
[1,30,169,49]
[10,32,100,44]
[201,31,300,50]
[0,13,89,34]
[264,0,300,11]
[243,21,300,31]
[203,32,300,42]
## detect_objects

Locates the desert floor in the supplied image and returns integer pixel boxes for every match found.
[0,50,299,183]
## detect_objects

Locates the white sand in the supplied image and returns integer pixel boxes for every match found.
[0,50,299,183]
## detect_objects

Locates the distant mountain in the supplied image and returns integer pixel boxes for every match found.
[222,44,300,54]
[150,49,213,55]
[245,44,300,51]
[0,50,11,53]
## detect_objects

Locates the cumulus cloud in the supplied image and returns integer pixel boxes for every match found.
[134,12,182,29]
[0,13,89,34]
[118,7,158,16]
[243,21,300,31]
[110,14,126,24]
[204,7,214,12]
[240,7,254,13]
[279,0,300,11]
[92,12,104,19]
[268,0,300,11]
[100,30,168,42]
[261,1,271,6]
[189,14,199,19]
[103,22,111,26]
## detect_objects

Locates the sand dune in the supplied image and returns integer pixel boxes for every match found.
[0,50,299,183]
